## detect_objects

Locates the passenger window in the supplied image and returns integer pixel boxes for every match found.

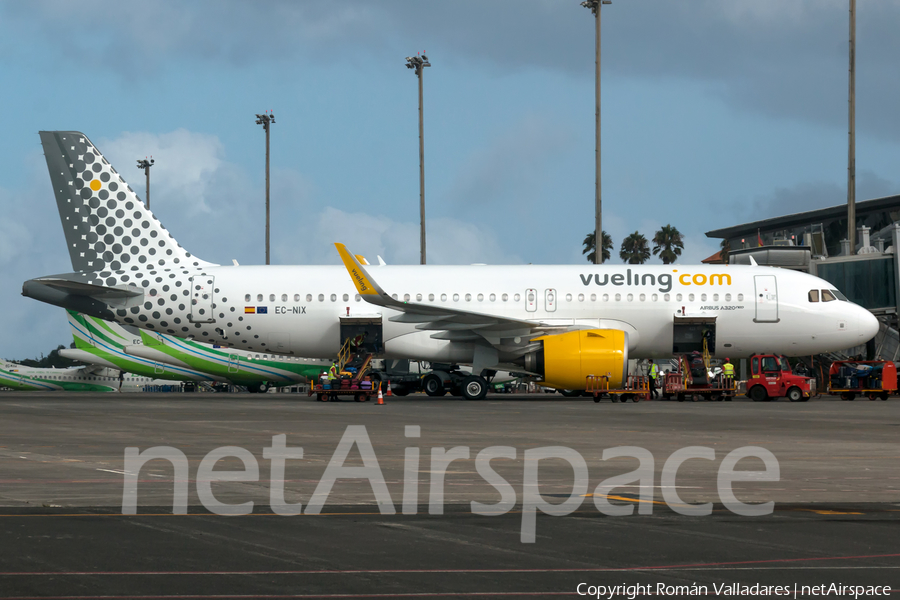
[343,294,349,302]
[700,294,707,302]
[713,294,719,301]
[822,290,836,302]
[281,294,288,302]
[664,293,670,301]
[565,293,573,302]
[428,294,435,301]
[416,294,422,301]
[514,293,521,302]
[245,294,251,302]
[489,293,496,302]
[464,293,471,302]
[294,294,301,302]
[441,293,448,302]
[391,294,398,300]
[737,293,744,301]
[578,293,584,302]
[615,293,621,301]
[404,294,410,302]
[355,294,361,302]
[318,294,324,302]
[453,294,460,302]
[477,293,484,302]
[602,294,609,302]
[725,293,731,302]
[626,293,633,301]
[502,293,508,302]
[639,293,646,302]
[306,294,312,302]
[257,294,263,302]
[590,293,596,302]
[651,294,658,301]
[676,293,683,301]
[330,294,337,302]
[688,294,695,302]
[270,294,275,302]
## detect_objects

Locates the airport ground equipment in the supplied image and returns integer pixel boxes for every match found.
[828,360,897,401]
[659,354,736,402]
[309,372,380,403]
[586,374,650,403]
[745,354,812,402]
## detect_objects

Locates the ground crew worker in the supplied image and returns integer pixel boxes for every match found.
[722,358,735,388]
[649,361,659,398]
[328,362,339,385]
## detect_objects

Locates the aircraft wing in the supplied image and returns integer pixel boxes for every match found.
[335,244,565,350]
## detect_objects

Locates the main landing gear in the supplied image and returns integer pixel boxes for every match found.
[461,375,489,400]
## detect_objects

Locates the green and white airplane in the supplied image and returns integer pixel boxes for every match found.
[0,361,174,392]
[60,311,329,392]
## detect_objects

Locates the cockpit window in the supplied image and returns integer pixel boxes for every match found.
[808,290,819,302]
[821,289,837,302]
[831,289,848,301]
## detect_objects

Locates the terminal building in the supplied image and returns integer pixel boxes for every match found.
[705,194,900,362]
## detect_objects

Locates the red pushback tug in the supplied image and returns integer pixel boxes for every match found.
[828,360,897,401]
[745,354,812,402]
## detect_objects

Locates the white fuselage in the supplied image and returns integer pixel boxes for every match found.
[145,262,876,362]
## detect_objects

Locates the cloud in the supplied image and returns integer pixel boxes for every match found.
[5,0,899,137]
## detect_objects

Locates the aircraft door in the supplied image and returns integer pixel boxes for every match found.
[753,275,779,323]
[545,289,557,312]
[526,289,537,312]
[189,276,216,323]
[228,354,240,374]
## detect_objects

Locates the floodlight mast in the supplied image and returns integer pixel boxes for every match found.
[406,54,431,265]
[136,157,154,209]
[255,111,276,265]
[581,0,611,264]
[847,0,856,252]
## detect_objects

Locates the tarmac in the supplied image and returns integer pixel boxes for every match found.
[1,391,899,598]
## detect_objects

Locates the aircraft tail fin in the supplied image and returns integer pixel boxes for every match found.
[67,310,139,351]
[39,131,215,273]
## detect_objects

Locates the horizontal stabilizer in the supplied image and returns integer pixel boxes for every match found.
[33,278,142,299]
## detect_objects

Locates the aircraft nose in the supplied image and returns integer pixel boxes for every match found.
[858,308,879,342]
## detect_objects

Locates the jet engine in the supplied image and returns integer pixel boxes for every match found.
[519,329,628,390]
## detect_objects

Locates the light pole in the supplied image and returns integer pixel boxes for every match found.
[255,110,275,265]
[582,0,611,265]
[136,157,154,209]
[406,53,431,265]
[847,0,856,252]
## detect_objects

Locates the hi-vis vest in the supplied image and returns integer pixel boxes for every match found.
[328,364,339,379]
[723,362,735,377]
[650,363,659,379]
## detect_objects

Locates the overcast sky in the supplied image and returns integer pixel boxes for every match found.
[1,0,898,359]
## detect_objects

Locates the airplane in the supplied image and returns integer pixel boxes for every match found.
[23,131,880,400]
[61,311,329,393]
[0,360,174,392]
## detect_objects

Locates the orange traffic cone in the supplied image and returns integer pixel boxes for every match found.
[386,380,393,397]
[376,384,384,405]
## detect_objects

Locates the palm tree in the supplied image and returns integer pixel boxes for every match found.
[582,230,613,264]
[719,238,731,264]
[651,225,684,264]
[620,231,651,264]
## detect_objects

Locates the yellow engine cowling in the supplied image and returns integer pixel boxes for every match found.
[525,329,628,390]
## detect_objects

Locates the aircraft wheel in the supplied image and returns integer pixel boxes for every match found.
[749,385,768,402]
[787,387,804,402]
[423,374,446,397]
[461,375,488,400]
[258,382,269,393]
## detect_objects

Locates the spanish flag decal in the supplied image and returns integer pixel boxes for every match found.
[244,306,256,314]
